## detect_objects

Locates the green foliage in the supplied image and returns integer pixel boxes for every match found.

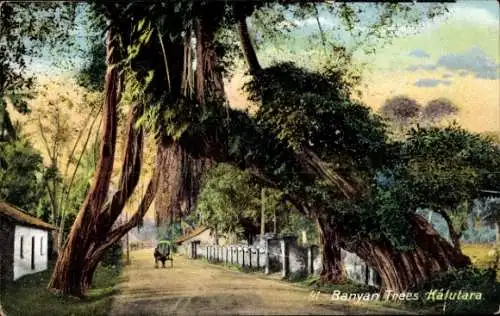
[0,2,77,135]
[194,163,264,238]
[482,198,500,227]
[298,275,379,294]
[0,129,92,233]
[395,124,500,212]
[0,137,44,212]
[251,2,448,55]
[101,242,123,267]
[156,223,182,244]
[245,62,390,172]
[76,42,106,91]
[408,267,500,315]
[279,211,318,245]
[423,98,459,122]
[380,95,422,124]
[1,262,121,316]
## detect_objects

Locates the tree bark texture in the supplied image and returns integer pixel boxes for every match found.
[234,4,262,76]
[154,138,211,226]
[341,213,471,292]
[48,28,121,297]
[317,216,344,283]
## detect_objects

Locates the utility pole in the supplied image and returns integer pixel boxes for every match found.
[126,212,130,265]
[273,209,277,235]
[261,188,266,243]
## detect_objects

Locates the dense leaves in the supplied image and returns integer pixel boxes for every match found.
[397,124,500,209]
[245,63,390,172]
[195,164,269,238]
[422,98,458,122]
[0,138,44,211]
[0,2,77,137]
[380,95,422,124]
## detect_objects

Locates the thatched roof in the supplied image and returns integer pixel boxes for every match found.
[175,226,209,245]
[0,202,56,230]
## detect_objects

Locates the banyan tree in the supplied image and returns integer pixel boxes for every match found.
[45,1,472,297]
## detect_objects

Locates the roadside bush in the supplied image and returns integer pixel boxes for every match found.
[408,267,500,315]
[286,271,308,282]
[308,278,378,294]
[101,242,123,267]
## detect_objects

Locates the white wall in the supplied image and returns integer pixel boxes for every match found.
[13,225,49,280]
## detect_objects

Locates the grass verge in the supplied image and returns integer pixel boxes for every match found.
[0,263,123,316]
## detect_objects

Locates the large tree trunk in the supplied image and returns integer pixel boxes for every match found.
[155,138,211,226]
[317,216,344,283]
[48,28,121,297]
[83,170,160,287]
[343,213,471,293]
[194,6,225,105]
[154,5,221,227]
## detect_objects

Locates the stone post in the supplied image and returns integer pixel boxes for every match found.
[249,248,253,268]
[307,246,313,275]
[264,238,270,275]
[256,247,260,269]
[281,239,287,278]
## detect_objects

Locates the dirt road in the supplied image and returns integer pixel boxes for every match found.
[110,249,411,315]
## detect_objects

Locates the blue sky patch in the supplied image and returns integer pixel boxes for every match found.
[414,79,452,87]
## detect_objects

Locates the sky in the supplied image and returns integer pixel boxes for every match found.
[357,0,499,133]
[244,1,498,134]
[32,1,500,134]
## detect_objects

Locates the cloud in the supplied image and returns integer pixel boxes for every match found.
[436,47,499,80]
[414,79,452,88]
[409,49,430,59]
[448,5,499,26]
[406,64,437,72]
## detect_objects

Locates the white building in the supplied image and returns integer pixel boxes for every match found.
[0,202,55,281]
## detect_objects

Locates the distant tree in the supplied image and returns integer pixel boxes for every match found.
[393,124,500,250]
[193,163,284,244]
[0,137,44,211]
[482,198,500,246]
[422,97,458,122]
[380,95,422,124]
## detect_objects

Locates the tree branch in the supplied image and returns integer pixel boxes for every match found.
[94,103,144,233]
[313,3,327,49]
[435,209,462,249]
[300,147,357,198]
[248,168,310,217]
[234,4,262,76]
[88,169,159,266]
